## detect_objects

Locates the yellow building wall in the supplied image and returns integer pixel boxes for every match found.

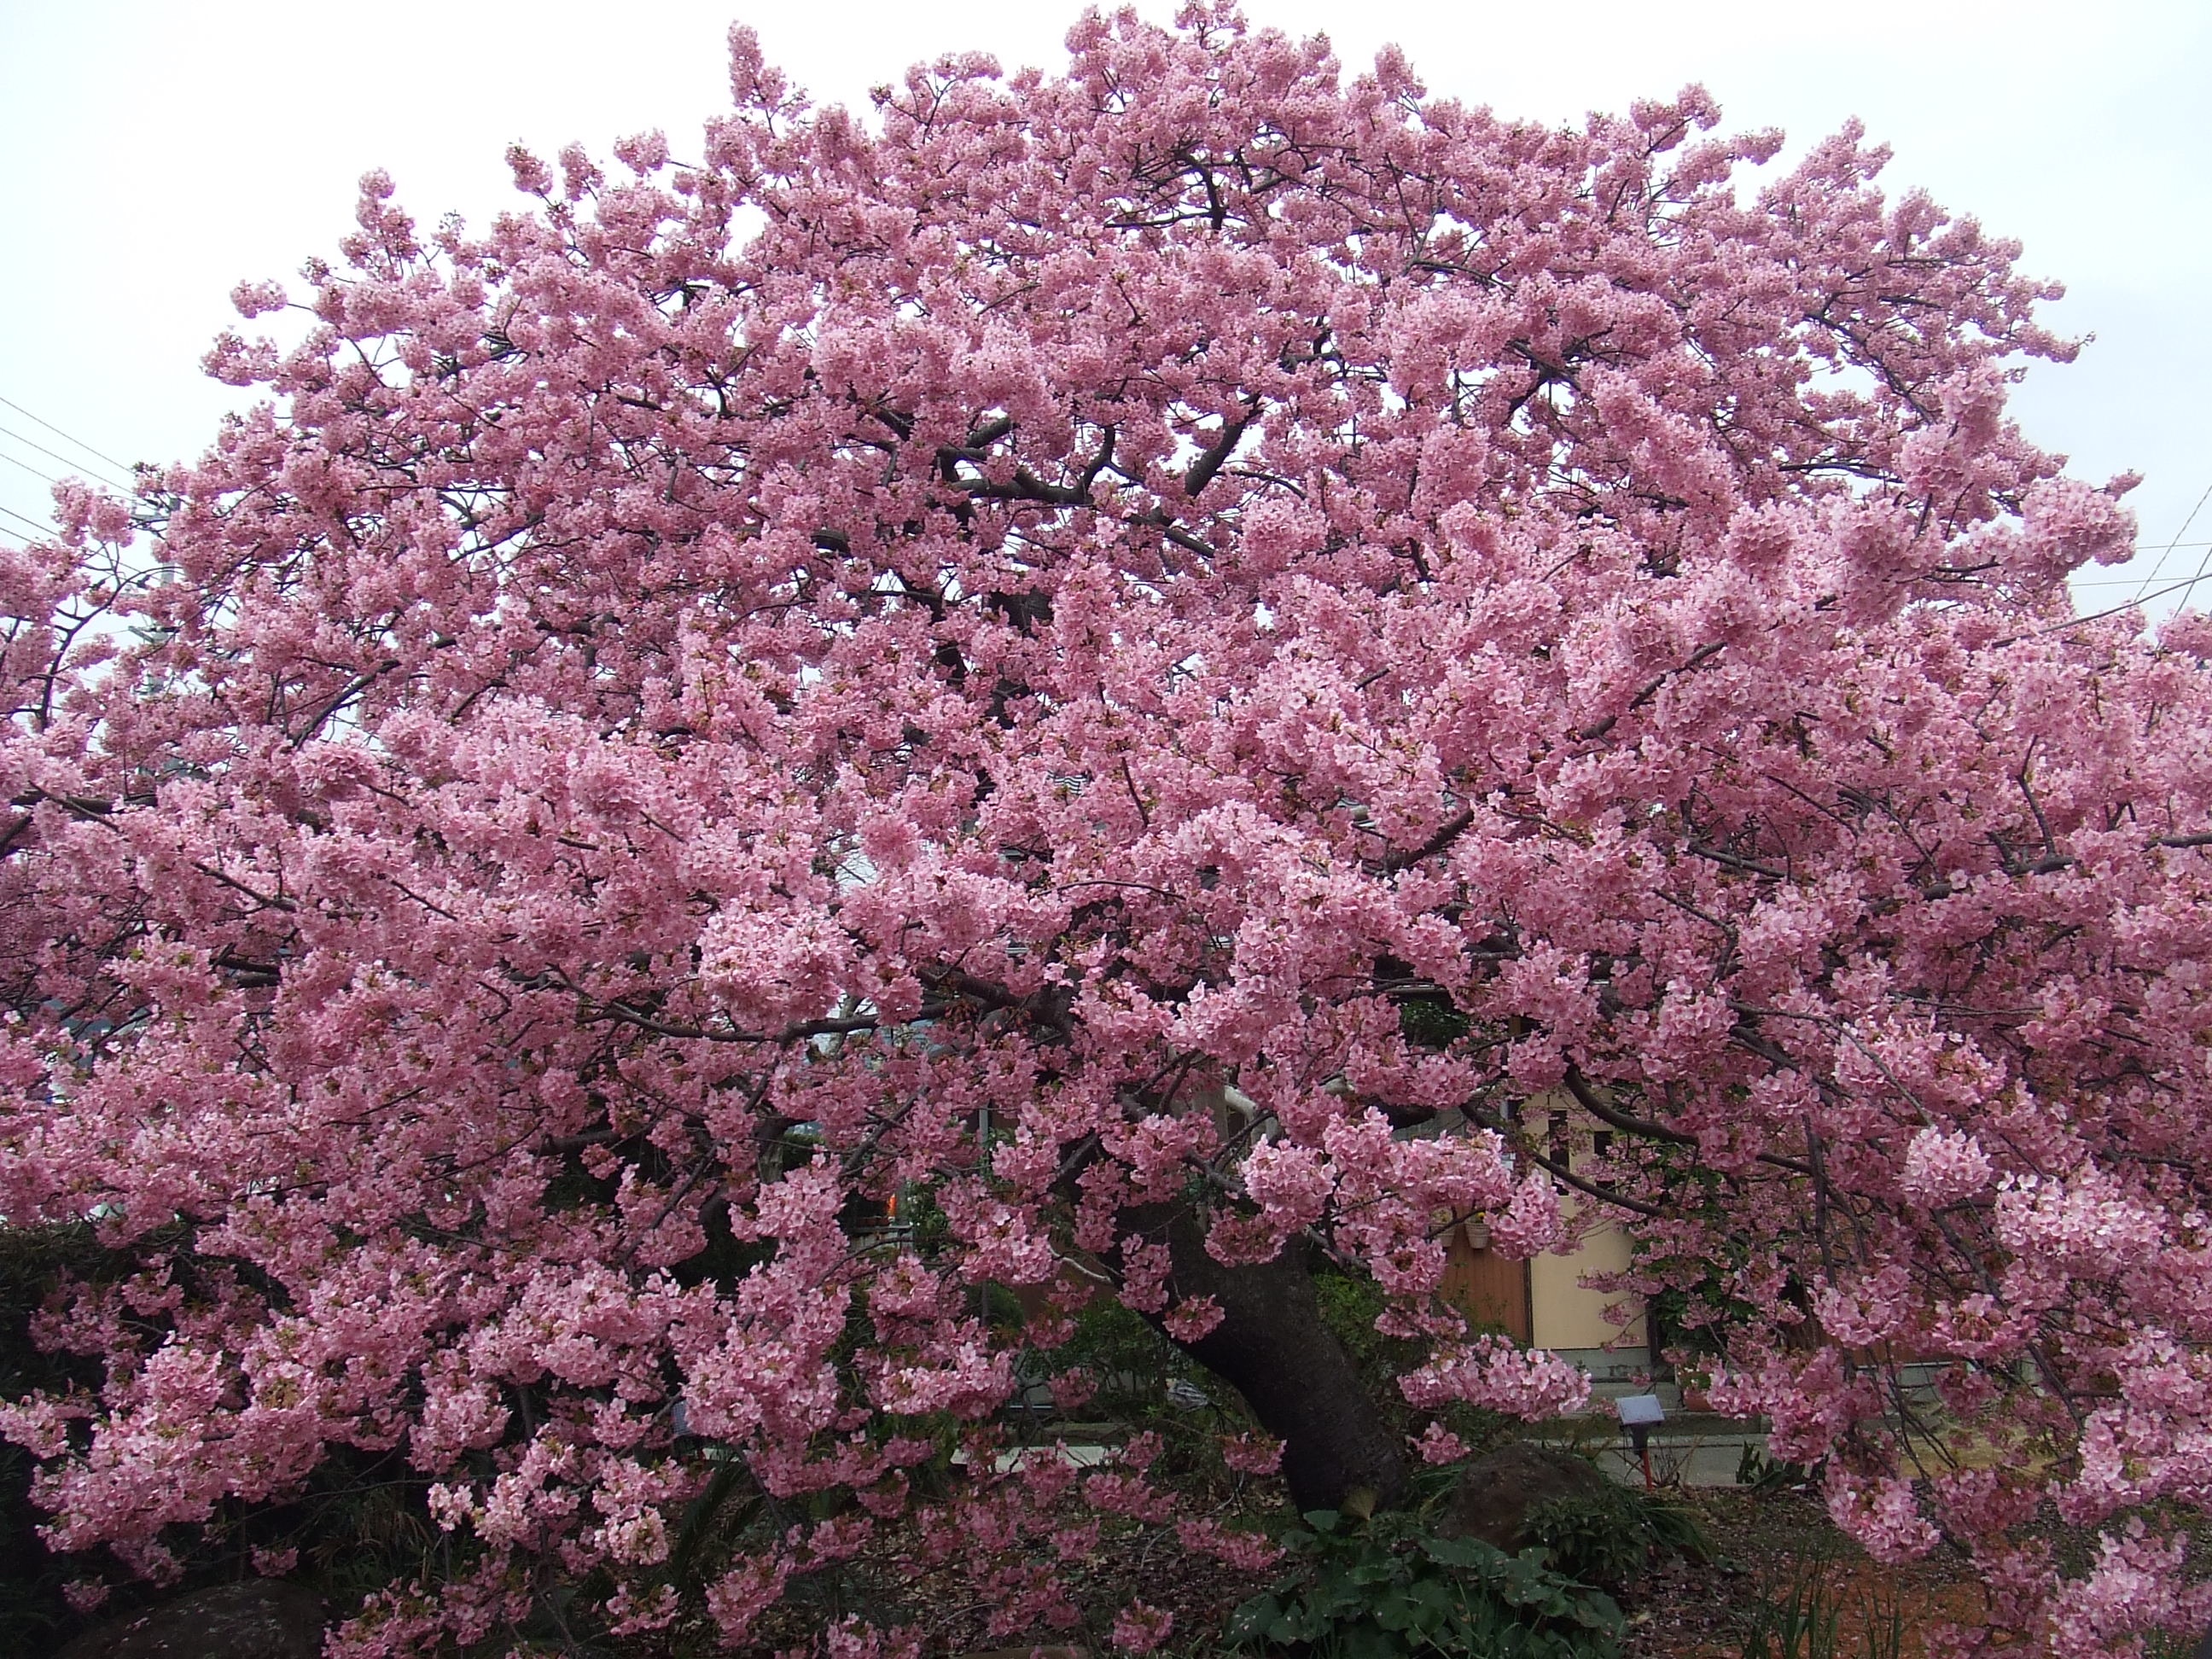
[1432,1092,1647,1359]
[1528,1089,1646,1353]
[1529,1201,1644,1351]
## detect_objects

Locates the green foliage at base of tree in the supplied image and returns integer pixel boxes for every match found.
[1227,1508,1624,1659]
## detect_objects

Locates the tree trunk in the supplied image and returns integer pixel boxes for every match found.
[1119,1200,1412,1516]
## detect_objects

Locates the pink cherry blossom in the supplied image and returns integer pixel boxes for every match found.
[1109,1600,1175,1655]
[1401,1336,1594,1421]
[1220,1432,1286,1476]
[1901,1126,1996,1208]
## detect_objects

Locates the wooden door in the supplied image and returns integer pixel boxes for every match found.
[1440,1224,1532,1345]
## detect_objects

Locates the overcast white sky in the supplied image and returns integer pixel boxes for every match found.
[3,0,2206,616]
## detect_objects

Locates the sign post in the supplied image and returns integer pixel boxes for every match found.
[1615,1394,1667,1490]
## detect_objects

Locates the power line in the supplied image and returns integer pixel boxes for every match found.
[0,503,53,538]
[0,393,134,476]
[2029,568,2212,641]
[2126,480,2212,602]
[2187,530,2212,608]
[0,423,131,490]
[2075,542,2212,578]
[0,451,60,486]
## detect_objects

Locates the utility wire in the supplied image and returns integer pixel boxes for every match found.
[0,423,131,491]
[0,451,60,486]
[0,393,135,476]
[2075,541,2212,580]
[0,503,53,538]
[2129,480,2212,602]
[2029,568,2212,641]
[2186,515,2212,605]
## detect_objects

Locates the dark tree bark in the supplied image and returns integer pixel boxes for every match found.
[1118,1199,1412,1516]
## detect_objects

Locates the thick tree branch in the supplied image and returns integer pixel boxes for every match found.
[1183,399,1260,498]
[1379,806,1476,873]
[1572,640,1727,742]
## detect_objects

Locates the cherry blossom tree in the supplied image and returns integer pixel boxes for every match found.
[4,6,2210,1653]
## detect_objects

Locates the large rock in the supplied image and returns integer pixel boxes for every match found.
[1439,1441,1611,1551]
[58,1580,325,1659]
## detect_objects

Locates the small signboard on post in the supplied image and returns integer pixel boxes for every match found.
[1614,1393,1666,1488]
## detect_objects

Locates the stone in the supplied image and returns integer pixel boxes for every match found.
[57,1580,325,1659]
[1439,1441,1612,1551]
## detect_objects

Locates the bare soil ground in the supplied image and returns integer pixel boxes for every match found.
[866,1486,1988,1659]
[1619,1488,1983,1659]
[472,1471,2212,1659]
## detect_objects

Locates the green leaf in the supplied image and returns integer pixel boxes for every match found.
[1386,1578,1458,1636]
[1224,1594,1280,1644]
[1419,1532,1497,1569]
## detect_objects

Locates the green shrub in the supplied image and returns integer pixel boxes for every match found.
[1522,1484,1710,1589]
[1227,1507,1623,1659]
[1734,1446,1816,1494]
[1397,998,1471,1051]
